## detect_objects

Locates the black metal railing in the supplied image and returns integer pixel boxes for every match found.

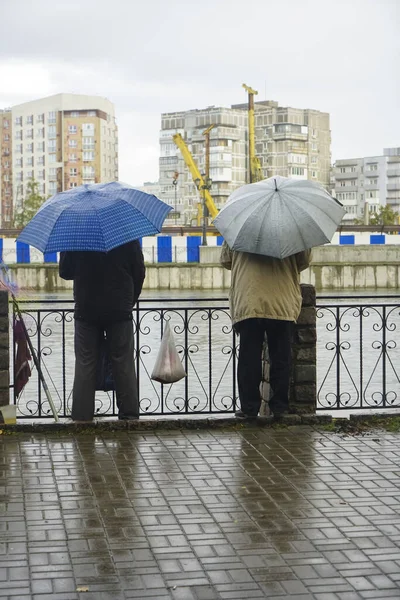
[317,296,400,411]
[10,295,400,418]
[11,298,237,419]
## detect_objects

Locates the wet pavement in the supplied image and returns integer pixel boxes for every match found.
[1,424,400,600]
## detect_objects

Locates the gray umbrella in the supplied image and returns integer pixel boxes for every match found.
[213,175,345,259]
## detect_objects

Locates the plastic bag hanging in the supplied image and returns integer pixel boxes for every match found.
[151,321,186,384]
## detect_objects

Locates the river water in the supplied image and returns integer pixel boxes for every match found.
[10,289,400,419]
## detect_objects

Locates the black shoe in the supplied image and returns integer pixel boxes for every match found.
[118,415,139,421]
[235,410,258,420]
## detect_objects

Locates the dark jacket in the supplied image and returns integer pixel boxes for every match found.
[59,240,145,322]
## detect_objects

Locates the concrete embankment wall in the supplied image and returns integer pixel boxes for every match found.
[6,245,400,291]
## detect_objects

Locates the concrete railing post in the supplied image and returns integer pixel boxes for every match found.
[0,290,10,407]
[291,284,317,413]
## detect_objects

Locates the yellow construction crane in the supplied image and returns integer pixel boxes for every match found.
[242,83,264,183]
[172,133,218,222]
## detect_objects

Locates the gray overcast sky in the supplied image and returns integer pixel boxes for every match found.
[0,0,399,184]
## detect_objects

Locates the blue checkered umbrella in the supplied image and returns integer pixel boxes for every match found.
[17,182,173,253]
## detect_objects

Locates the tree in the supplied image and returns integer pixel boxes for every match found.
[369,205,399,226]
[13,179,45,229]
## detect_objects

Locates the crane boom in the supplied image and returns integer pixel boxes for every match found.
[172,133,218,219]
[242,83,263,183]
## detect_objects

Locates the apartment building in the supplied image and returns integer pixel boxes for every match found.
[159,100,331,225]
[0,93,118,227]
[333,148,400,222]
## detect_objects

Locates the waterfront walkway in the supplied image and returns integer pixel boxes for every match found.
[1,422,400,600]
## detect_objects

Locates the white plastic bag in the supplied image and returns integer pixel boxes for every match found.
[151,322,186,384]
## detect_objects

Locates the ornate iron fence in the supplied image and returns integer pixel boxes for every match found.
[317,296,400,411]
[10,295,400,418]
[11,298,237,419]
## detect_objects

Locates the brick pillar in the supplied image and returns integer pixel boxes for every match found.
[291,284,316,413]
[0,290,9,407]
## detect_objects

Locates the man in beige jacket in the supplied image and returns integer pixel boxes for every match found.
[220,242,311,419]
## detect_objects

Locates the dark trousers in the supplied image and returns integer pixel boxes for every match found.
[235,318,293,416]
[72,319,139,421]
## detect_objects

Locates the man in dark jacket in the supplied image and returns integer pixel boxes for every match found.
[59,240,145,422]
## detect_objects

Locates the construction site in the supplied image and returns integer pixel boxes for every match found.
[158,84,331,230]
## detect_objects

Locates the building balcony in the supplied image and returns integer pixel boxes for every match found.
[387,183,400,191]
[333,171,360,180]
[387,168,400,178]
[272,132,308,142]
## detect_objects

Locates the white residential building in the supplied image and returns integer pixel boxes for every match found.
[333,148,400,222]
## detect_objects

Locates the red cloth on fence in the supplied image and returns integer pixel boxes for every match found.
[14,317,32,397]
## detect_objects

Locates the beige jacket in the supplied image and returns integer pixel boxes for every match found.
[220,242,311,324]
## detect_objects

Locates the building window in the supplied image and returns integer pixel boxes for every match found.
[83,137,95,149]
[48,125,56,139]
[26,115,33,124]
[82,123,95,136]
[27,143,34,153]
[70,182,78,188]
[83,151,94,162]
[312,128,317,137]
[69,140,77,148]
[70,111,80,118]
[291,167,305,176]
[368,164,378,171]
[37,156,45,166]
[87,110,96,116]
[4,161,9,168]
[68,125,77,134]
[37,113,44,123]
[15,116,22,126]
[16,171,23,181]
[3,133,9,141]
[49,153,57,163]
[3,119,9,128]
[38,169,45,180]
[48,140,56,152]
[69,153,77,162]
[311,171,317,178]
[27,170,34,179]
[311,156,317,164]
[49,168,57,179]
[37,128,45,137]
[82,166,95,178]
[70,168,77,176]
[48,111,57,124]
[15,158,23,167]
[26,129,33,139]
[311,142,317,151]
[16,143,23,154]
[15,130,23,140]
[3,174,9,182]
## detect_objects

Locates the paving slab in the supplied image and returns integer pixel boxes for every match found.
[1,424,400,599]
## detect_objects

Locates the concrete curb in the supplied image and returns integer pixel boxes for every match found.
[0,413,332,433]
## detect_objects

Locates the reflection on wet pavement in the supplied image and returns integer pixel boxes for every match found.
[1,425,400,599]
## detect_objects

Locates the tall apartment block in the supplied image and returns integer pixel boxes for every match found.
[0,93,118,227]
[159,100,331,225]
[332,148,400,222]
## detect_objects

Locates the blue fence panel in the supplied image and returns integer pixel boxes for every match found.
[0,238,3,263]
[216,236,224,246]
[44,252,58,263]
[339,235,355,245]
[370,235,385,245]
[157,236,172,263]
[16,241,30,264]
[187,236,201,262]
